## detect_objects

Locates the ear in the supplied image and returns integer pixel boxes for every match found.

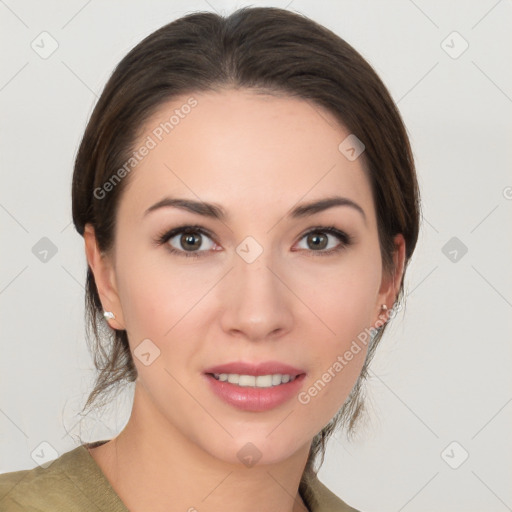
[372,233,406,328]
[84,223,126,330]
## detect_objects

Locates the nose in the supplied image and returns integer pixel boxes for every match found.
[219,252,294,343]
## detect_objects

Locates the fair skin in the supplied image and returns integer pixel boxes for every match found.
[84,88,405,512]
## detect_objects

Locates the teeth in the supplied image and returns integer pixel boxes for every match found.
[213,373,297,388]
[227,374,239,384]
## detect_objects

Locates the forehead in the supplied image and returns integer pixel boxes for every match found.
[119,88,374,224]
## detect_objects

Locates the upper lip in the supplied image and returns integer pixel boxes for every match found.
[204,361,305,377]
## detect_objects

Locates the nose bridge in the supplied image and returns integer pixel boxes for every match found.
[219,243,293,340]
[235,249,276,299]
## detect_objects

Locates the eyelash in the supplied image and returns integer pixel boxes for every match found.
[154,224,353,259]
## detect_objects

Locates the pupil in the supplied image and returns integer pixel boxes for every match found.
[308,233,327,250]
[182,233,200,251]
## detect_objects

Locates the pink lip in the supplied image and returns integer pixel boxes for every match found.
[202,361,307,412]
[203,361,305,377]
[204,373,306,412]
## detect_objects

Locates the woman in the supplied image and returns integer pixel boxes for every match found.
[0,6,420,511]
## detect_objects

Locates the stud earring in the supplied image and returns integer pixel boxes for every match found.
[378,304,389,324]
[103,311,115,320]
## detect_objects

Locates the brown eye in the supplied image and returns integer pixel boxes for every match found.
[158,227,217,258]
[306,232,328,250]
[180,232,203,251]
[295,227,352,256]
[169,230,216,254]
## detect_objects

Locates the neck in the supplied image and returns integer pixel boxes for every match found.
[89,383,311,512]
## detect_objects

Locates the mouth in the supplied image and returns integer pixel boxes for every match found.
[203,360,306,384]
[202,361,306,411]
[206,372,304,388]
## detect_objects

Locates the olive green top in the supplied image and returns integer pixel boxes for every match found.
[0,442,360,511]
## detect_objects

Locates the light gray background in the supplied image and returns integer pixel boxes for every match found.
[1,1,511,511]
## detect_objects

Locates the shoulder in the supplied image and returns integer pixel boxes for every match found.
[301,472,361,512]
[0,450,73,511]
[0,443,126,512]
[0,446,92,511]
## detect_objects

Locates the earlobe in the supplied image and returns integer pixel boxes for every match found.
[83,223,125,330]
[373,234,406,328]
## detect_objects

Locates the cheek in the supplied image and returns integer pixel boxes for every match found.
[114,243,213,338]
[298,306,369,432]
[294,251,380,419]
[114,255,210,396]
[295,250,381,338]
[296,325,368,439]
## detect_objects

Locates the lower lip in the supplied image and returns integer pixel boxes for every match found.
[204,373,306,412]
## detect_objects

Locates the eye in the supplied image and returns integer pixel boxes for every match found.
[295,226,352,256]
[155,225,218,258]
[154,224,352,259]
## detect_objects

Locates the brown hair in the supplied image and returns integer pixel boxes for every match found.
[72,6,421,480]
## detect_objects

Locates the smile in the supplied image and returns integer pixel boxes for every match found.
[210,373,298,388]
[204,373,306,412]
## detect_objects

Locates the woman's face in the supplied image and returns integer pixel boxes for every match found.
[89,88,402,465]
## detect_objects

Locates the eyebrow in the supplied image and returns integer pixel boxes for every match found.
[144,195,366,224]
